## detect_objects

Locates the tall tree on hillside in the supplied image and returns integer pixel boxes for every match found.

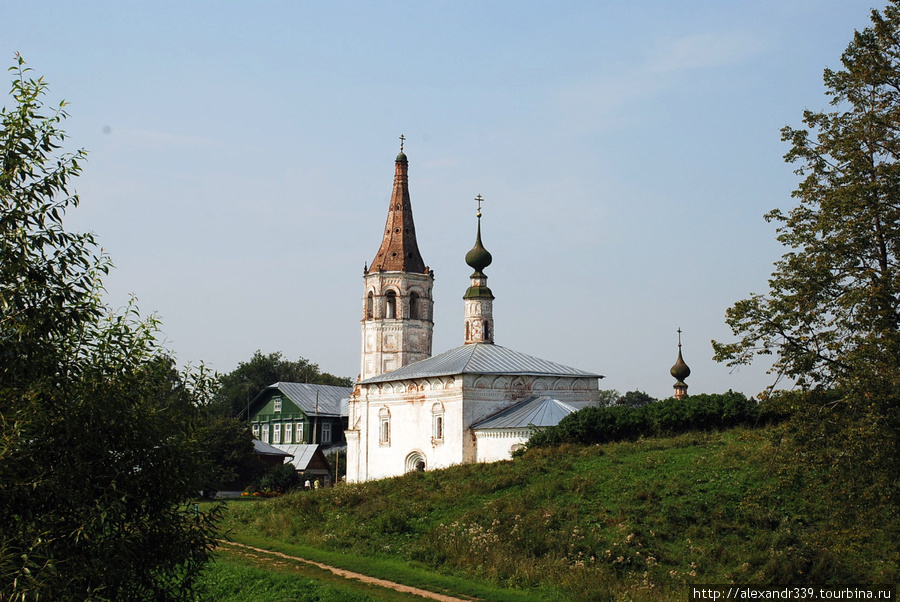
[713,2,900,504]
[213,350,351,417]
[0,56,218,599]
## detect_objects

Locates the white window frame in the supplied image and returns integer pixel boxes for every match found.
[322,422,332,444]
[432,403,445,443]
[273,397,282,413]
[261,423,269,443]
[272,423,281,444]
[252,423,260,439]
[296,422,304,444]
[433,415,444,442]
[378,408,390,446]
[283,423,292,444]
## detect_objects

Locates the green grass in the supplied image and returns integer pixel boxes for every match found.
[200,553,377,601]
[210,536,549,602]
[215,427,898,601]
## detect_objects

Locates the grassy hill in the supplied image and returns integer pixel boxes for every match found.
[216,427,898,601]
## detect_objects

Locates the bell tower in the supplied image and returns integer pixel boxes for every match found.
[360,138,434,380]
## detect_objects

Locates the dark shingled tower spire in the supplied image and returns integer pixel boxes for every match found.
[368,136,427,274]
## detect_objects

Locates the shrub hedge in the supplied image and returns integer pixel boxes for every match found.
[526,391,785,448]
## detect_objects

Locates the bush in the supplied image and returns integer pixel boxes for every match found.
[527,391,785,448]
[252,463,301,495]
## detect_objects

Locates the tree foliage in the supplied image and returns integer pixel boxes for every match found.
[213,350,351,417]
[713,3,900,392]
[712,3,900,507]
[0,56,218,600]
[195,413,265,497]
[616,390,657,407]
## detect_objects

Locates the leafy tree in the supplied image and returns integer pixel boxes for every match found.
[326,446,347,483]
[195,414,265,497]
[213,350,351,417]
[596,389,620,407]
[616,390,657,407]
[253,462,301,494]
[0,56,218,599]
[712,3,900,507]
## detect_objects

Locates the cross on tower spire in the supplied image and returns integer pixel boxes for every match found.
[475,194,484,218]
[399,134,405,152]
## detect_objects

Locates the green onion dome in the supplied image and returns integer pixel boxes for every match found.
[465,220,492,273]
[670,348,691,381]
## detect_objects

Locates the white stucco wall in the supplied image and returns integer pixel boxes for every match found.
[346,371,601,482]
[474,428,531,463]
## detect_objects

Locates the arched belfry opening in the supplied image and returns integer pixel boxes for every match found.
[385,291,397,319]
[409,292,420,320]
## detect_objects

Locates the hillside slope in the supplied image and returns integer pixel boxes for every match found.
[221,428,898,601]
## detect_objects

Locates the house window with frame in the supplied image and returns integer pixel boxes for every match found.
[273,397,282,413]
[261,423,269,443]
[272,423,281,444]
[432,403,445,443]
[322,422,332,444]
[283,423,292,444]
[295,421,304,444]
[378,407,390,446]
[252,423,260,439]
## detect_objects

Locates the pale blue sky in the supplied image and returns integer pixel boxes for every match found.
[1,1,879,398]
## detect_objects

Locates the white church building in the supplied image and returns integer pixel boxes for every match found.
[345,146,604,482]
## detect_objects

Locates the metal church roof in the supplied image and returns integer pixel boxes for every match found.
[265,383,352,417]
[472,396,578,430]
[358,343,602,384]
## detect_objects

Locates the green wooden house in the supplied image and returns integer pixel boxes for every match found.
[249,382,351,449]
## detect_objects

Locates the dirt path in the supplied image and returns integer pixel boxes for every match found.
[218,540,475,602]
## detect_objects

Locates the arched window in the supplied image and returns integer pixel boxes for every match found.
[409,292,420,319]
[379,407,391,446]
[385,291,397,319]
[366,292,374,319]
[465,322,470,341]
[483,320,491,340]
